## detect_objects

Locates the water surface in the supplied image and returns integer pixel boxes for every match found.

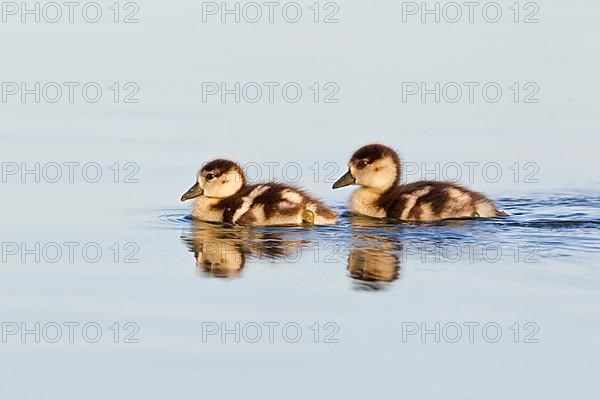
[2,0,600,398]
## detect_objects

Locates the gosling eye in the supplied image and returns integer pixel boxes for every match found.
[357,160,369,169]
[206,173,215,181]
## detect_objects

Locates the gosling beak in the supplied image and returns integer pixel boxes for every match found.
[181,182,204,202]
[332,170,356,189]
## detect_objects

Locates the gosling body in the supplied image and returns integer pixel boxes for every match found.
[333,144,506,222]
[182,159,337,226]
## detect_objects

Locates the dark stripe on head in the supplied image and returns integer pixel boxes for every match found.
[351,144,400,164]
[351,144,401,187]
[201,159,246,185]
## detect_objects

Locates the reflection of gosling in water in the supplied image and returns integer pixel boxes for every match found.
[181,222,312,278]
[348,250,400,284]
[181,159,337,226]
[333,144,506,221]
[182,228,245,278]
[195,241,244,278]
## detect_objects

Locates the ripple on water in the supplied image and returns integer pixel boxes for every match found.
[157,211,194,226]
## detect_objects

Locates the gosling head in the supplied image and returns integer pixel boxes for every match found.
[181,159,246,201]
[332,144,400,193]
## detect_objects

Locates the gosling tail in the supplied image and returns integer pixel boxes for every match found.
[474,199,508,218]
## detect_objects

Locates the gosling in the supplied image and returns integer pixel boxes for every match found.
[182,159,337,226]
[332,144,506,221]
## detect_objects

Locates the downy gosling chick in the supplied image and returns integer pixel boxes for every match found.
[332,144,506,221]
[181,159,338,226]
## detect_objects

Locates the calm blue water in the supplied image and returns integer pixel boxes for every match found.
[2,0,600,398]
